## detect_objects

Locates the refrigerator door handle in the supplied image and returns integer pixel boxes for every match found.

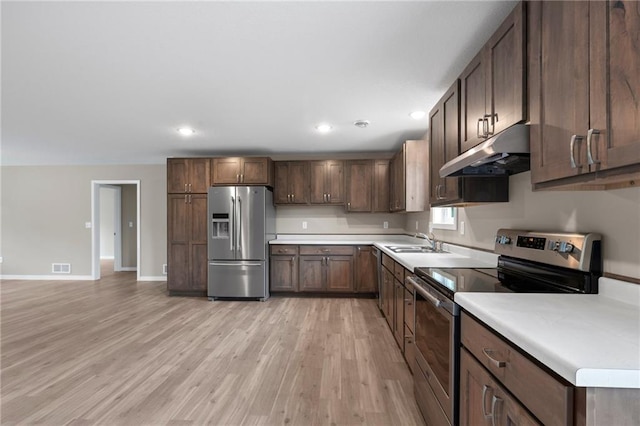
[230,196,235,251]
[209,261,263,267]
[237,196,242,252]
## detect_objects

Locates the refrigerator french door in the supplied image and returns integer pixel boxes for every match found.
[207,186,275,301]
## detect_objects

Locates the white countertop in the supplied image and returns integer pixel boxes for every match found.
[456,277,640,389]
[270,234,498,271]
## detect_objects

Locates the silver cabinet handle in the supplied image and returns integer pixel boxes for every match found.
[482,348,507,368]
[241,174,244,183]
[484,114,493,136]
[477,118,484,138]
[482,385,492,419]
[490,395,502,426]
[323,193,327,202]
[188,183,192,192]
[287,194,290,202]
[236,174,240,183]
[328,193,331,202]
[291,194,295,202]
[184,183,188,192]
[587,128,600,165]
[184,194,188,204]
[570,135,584,169]
[347,202,351,210]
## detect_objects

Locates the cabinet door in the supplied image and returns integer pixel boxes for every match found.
[431,81,461,206]
[274,162,290,204]
[529,1,591,184]
[168,243,190,291]
[299,256,324,291]
[241,158,270,184]
[270,255,298,292]
[326,160,345,204]
[460,50,488,153]
[168,194,190,242]
[189,158,211,193]
[325,255,354,292]
[373,160,390,212]
[190,194,208,243]
[394,280,404,349]
[212,158,242,184]
[289,161,309,204]
[590,1,640,172]
[460,349,539,426]
[382,268,394,328]
[355,246,376,292]
[309,161,327,204]
[486,1,525,137]
[346,160,373,212]
[167,159,190,193]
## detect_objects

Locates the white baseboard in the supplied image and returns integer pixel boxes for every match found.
[117,267,137,272]
[0,275,94,281]
[138,276,167,282]
[100,256,115,260]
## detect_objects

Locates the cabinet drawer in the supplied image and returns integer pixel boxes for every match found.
[299,245,354,256]
[461,312,573,426]
[270,245,298,255]
[382,253,395,272]
[394,262,405,282]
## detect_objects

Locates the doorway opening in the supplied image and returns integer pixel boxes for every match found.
[91,180,141,281]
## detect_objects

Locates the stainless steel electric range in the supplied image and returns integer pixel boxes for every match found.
[406,229,602,426]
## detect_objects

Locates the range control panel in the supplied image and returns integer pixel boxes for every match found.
[494,229,602,272]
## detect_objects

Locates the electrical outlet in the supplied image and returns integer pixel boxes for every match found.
[0,256,3,263]
[162,264,168,275]
[302,221,308,229]
[85,222,92,229]
[383,221,389,229]
[460,221,465,235]
[129,221,134,228]
[415,221,419,230]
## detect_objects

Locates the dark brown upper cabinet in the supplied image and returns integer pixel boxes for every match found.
[529,0,640,190]
[460,1,526,154]
[274,161,310,205]
[167,158,211,194]
[310,160,344,205]
[389,141,427,213]
[212,157,273,186]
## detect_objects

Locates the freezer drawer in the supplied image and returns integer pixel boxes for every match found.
[208,261,268,300]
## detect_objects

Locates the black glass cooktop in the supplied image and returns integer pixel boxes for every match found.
[414,267,509,299]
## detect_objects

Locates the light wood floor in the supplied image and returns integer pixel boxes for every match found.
[1,262,424,425]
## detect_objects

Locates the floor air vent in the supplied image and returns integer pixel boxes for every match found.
[52,263,71,274]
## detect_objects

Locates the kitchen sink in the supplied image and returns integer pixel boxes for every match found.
[385,245,445,254]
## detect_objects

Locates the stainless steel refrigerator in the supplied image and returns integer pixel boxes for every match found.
[207,186,275,301]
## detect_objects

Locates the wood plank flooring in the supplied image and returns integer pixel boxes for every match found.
[1,263,424,425]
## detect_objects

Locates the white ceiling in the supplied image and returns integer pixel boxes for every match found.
[1,1,517,166]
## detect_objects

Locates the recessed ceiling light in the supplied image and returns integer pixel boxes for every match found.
[315,124,333,133]
[353,120,370,128]
[410,111,426,120]
[177,127,195,136]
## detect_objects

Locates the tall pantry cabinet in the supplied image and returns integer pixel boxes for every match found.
[167,158,211,296]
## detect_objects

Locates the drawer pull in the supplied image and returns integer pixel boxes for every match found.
[321,248,330,252]
[482,385,492,419]
[482,348,507,368]
[491,395,502,426]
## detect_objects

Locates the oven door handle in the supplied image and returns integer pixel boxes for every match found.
[407,276,442,308]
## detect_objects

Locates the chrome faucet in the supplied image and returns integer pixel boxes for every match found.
[415,232,437,250]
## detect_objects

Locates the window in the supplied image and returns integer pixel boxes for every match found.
[431,207,457,230]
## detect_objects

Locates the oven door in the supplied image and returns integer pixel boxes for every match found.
[408,275,459,426]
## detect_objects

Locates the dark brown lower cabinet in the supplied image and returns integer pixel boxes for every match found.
[355,246,377,292]
[460,348,539,426]
[394,279,404,349]
[298,246,354,292]
[270,255,298,292]
[382,267,394,330]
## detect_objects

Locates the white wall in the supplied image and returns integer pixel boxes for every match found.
[406,172,640,280]
[0,165,166,279]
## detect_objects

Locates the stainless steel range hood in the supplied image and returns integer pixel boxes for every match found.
[439,124,530,177]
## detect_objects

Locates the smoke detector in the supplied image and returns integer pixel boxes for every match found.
[353,120,370,128]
